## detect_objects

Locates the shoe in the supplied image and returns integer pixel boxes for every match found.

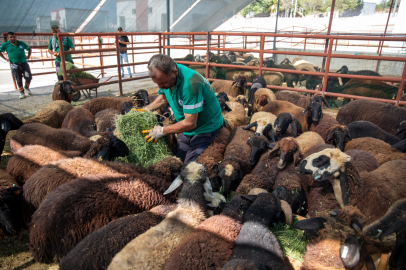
[24,87,32,95]
[130,75,132,78]
[19,92,25,99]
[121,74,124,78]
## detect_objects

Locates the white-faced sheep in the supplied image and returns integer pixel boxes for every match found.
[94,108,119,132]
[211,75,247,98]
[52,80,75,103]
[107,162,213,270]
[81,96,134,115]
[223,101,247,132]
[0,113,24,162]
[298,148,406,224]
[62,107,99,137]
[336,99,406,136]
[29,172,180,263]
[10,123,129,161]
[347,120,401,145]
[163,195,255,270]
[24,100,73,128]
[59,204,178,270]
[344,137,406,164]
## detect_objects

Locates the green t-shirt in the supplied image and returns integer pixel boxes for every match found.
[48,37,74,62]
[158,63,223,136]
[0,40,30,64]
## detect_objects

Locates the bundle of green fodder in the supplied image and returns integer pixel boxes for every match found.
[115,111,172,167]
[58,61,97,80]
[271,216,306,262]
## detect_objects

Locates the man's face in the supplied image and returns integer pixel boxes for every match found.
[52,28,60,36]
[8,35,16,44]
[118,30,123,33]
[151,68,177,89]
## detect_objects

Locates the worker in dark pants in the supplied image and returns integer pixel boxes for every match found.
[141,54,223,165]
[47,25,75,80]
[0,32,32,99]
[117,27,132,78]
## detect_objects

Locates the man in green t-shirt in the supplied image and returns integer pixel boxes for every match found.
[47,25,75,79]
[142,54,223,164]
[0,32,32,99]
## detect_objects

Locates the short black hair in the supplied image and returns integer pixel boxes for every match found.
[7,32,15,37]
[118,27,123,31]
[51,25,59,31]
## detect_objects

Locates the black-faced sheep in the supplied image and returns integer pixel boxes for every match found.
[10,123,129,161]
[397,120,406,140]
[336,65,382,85]
[217,92,230,102]
[344,137,406,164]
[163,195,255,270]
[62,107,98,137]
[224,193,290,270]
[52,80,75,103]
[253,76,267,88]
[82,96,134,115]
[309,113,351,151]
[198,127,231,191]
[336,99,406,136]
[29,172,179,263]
[234,95,249,108]
[0,170,19,240]
[211,75,247,98]
[243,111,277,141]
[265,59,299,88]
[275,91,311,109]
[24,100,73,128]
[59,204,177,270]
[272,170,305,216]
[273,112,302,137]
[299,148,406,224]
[0,113,23,162]
[94,108,118,132]
[132,89,151,107]
[347,120,400,145]
[223,101,246,131]
[218,126,255,197]
[107,162,213,270]
[249,88,276,116]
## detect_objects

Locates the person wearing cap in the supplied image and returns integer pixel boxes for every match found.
[141,54,223,165]
[117,27,132,78]
[48,25,75,80]
[0,32,32,99]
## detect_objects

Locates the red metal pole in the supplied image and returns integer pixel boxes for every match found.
[58,34,68,81]
[395,64,406,106]
[131,35,135,73]
[376,0,394,72]
[115,34,123,96]
[192,34,195,56]
[98,35,105,77]
[189,35,191,54]
[80,36,84,66]
[259,35,265,77]
[206,32,210,79]
[244,35,247,50]
[218,35,220,55]
[321,38,334,95]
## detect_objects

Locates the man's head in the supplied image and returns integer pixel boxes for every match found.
[7,32,16,44]
[118,27,123,33]
[51,25,60,36]
[148,54,178,89]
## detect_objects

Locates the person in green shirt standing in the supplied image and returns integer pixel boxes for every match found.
[47,25,75,79]
[142,54,223,165]
[0,32,32,99]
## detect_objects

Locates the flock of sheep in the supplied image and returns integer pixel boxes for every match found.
[0,68,406,270]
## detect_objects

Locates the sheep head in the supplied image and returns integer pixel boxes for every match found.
[269,138,301,169]
[119,102,134,115]
[216,92,230,102]
[1,113,24,134]
[218,98,232,113]
[232,75,247,93]
[0,187,23,235]
[280,58,291,65]
[274,113,297,137]
[256,94,271,108]
[235,95,248,107]
[312,93,329,108]
[303,101,323,123]
[132,89,149,107]
[218,158,243,198]
[396,120,406,138]
[326,125,351,151]
[272,171,304,215]
[86,132,129,161]
[336,65,349,74]
[246,135,274,166]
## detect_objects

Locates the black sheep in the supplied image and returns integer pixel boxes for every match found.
[392,139,406,153]
[336,65,382,85]
[0,187,23,236]
[132,89,150,108]
[397,120,406,140]
[0,113,23,162]
[347,120,401,145]
[253,76,267,88]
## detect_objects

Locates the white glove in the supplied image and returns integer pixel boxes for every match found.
[141,126,164,143]
[132,107,150,112]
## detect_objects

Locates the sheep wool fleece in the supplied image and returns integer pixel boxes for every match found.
[158,63,223,136]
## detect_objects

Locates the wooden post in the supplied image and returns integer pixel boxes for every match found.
[115,34,123,95]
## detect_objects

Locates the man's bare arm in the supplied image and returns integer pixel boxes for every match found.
[27,48,31,59]
[0,52,8,62]
[162,113,197,135]
[145,94,167,111]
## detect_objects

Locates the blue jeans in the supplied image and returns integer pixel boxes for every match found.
[119,53,132,77]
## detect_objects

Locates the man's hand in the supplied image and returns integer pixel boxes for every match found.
[132,107,150,112]
[141,126,164,143]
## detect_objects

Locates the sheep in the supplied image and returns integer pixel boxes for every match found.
[243,111,277,141]
[59,204,177,270]
[275,91,311,109]
[6,145,81,186]
[253,76,267,88]
[273,112,302,137]
[10,123,129,161]
[145,156,184,182]
[340,78,397,101]
[211,75,247,98]
[81,97,134,115]
[0,113,23,162]
[107,162,213,270]
[233,95,248,108]
[249,88,276,116]
[223,102,247,132]
[0,186,23,238]
[94,108,118,132]
[344,137,406,164]
[62,107,99,137]
[52,80,75,103]
[337,99,406,136]
[293,59,317,72]
[392,139,406,153]
[218,126,255,197]
[247,83,263,104]
[163,195,255,270]
[24,100,73,128]
[265,59,299,88]
[262,71,284,87]
[198,127,231,191]
[336,65,382,85]
[217,92,230,102]
[223,193,290,270]
[309,114,351,151]
[280,58,292,65]
[29,172,180,263]
[0,169,17,190]
[298,148,406,225]
[272,170,305,216]
[397,120,406,140]
[347,120,400,145]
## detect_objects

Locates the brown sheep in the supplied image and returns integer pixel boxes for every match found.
[261,71,284,86]
[223,102,246,132]
[341,78,398,101]
[145,156,183,182]
[337,99,406,136]
[0,169,17,190]
[62,107,98,137]
[250,88,276,115]
[211,75,247,98]
[82,97,134,115]
[52,81,75,103]
[344,137,406,165]
[24,100,73,128]
[95,109,118,132]
[275,91,311,109]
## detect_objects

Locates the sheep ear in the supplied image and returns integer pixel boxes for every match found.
[293,150,301,166]
[346,133,352,141]
[231,80,237,86]
[273,118,279,128]
[269,143,280,157]
[290,120,297,137]
[351,216,363,233]
[96,147,111,161]
[241,194,257,202]
[243,121,258,130]
[322,96,329,108]
[203,177,214,198]
[326,130,335,142]
[364,253,376,270]
[1,120,11,133]
[164,175,183,195]
[340,236,360,269]
[379,219,406,238]
[268,126,276,142]
[224,103,232,112]
[302,107,309,115]
[294,217,327,231]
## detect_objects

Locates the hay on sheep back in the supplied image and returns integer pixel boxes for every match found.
[115,111,172,167]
